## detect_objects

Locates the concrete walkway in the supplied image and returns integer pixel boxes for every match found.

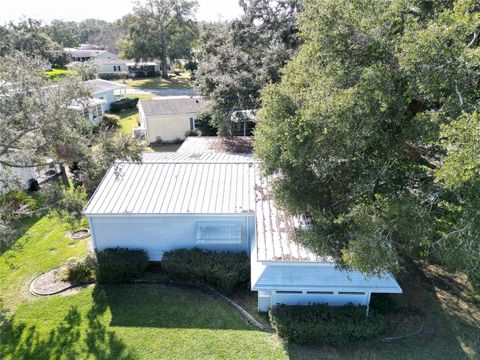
[126,88,198,97]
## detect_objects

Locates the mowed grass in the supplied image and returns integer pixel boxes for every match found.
[118,73,193,90]
[0,214,89,312]
[1,285,287,360]
[44,68,72,81]
[115,95,154,135]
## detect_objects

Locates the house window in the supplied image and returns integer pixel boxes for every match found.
[189,117,195,131]
[306,291,334,294]
[338,292,365,295]
[275,291,303,294]
[196,222,242,244]
[91,104,103,118]
[82,108,90,120]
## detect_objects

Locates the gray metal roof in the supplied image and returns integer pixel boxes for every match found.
[177,137,253,154]
[68,49,107,57]
[254,174,324,262]
[84,160,256,215]
[141,151,253,163]
[140,98,208,116]
[251,263,402,292]
[85,79,126,95]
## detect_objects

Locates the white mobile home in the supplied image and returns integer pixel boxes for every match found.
[137,98,208,143]
[85,79,127,111]
[84,138,402,311]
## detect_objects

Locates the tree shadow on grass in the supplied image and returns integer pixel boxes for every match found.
[1,304,133,360]
[92,284,255,330]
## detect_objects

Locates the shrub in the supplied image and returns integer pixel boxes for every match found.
[101,113,120,128]
[162,248,250,294]
[0,190,36,212]
[110,98,139,113]
[98,72,128,80]
[96,248,149,283]
[370,293,398,315]
[64,257,97,284]
[270,303,385,345]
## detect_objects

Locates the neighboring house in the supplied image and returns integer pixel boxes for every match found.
[95,59,129,74]
[76,98,106,125]
[84,137,402,312]
[65,48,119,62]
[84,79,127,111]
[137,98,208,143]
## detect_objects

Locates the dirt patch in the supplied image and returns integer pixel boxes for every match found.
[30,267,76,296]
[69,229,90,240]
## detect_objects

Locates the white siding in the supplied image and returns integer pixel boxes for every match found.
[94,90,116,111]
[88,214,254,260]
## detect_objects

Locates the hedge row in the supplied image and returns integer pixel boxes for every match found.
[110,97,139,112]
[98,72,128,80]
[65,248,149,284]
[270,303,385,345]
[161,248,250,294]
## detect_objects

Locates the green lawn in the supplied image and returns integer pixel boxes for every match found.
[45,68,72,81]
[117,73,193,90]
[115,95,154,135]
[1,285,286,360]
[0,214,89,312]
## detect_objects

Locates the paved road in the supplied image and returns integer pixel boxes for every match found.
[126,88,198,97]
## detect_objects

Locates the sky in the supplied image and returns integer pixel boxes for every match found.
[0,0,244,24]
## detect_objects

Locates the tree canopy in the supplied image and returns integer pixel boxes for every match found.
[254,0,480,282]
[196,0,300,135]
[119,0,198,77]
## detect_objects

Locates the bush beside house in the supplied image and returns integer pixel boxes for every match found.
[96,248,149,283]
[64,248,149,284]
[270,303,385,345]
[110,98,139,113]
[162,248,250,294]
[98,72,128,80]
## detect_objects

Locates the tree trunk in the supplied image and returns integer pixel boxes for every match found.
[160,50,168,78]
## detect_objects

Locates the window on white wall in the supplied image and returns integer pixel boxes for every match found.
[196,222,242,244]
[189,117,195,131]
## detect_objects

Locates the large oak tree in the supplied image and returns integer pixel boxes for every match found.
[119,0,198,78]
[254,0,480,282]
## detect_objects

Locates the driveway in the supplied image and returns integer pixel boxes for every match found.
[126,88,198,96]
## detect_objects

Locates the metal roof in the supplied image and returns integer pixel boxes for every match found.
[84,160,256,215]
[178,137,253,154]
[254,174,325,262]
[85,79,126,95]
[140,98,208,116]
[251,263,402,293]
[141,151,253,163]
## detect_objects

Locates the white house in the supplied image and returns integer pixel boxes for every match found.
[84,137,402,312]
[84,79,127,111]
[95,59,129,74]
[137,97,208,143]
[66,49,119,62]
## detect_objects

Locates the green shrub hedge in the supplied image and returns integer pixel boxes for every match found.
[64,257,97,285]
[270,303,385,345]
[110,98,139,113]
[161,248,250,294]
[96,248,149,283]
[98,72,128,80]
[101,113,120,128]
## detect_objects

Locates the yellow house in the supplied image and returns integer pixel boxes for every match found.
[137,97,208,143]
